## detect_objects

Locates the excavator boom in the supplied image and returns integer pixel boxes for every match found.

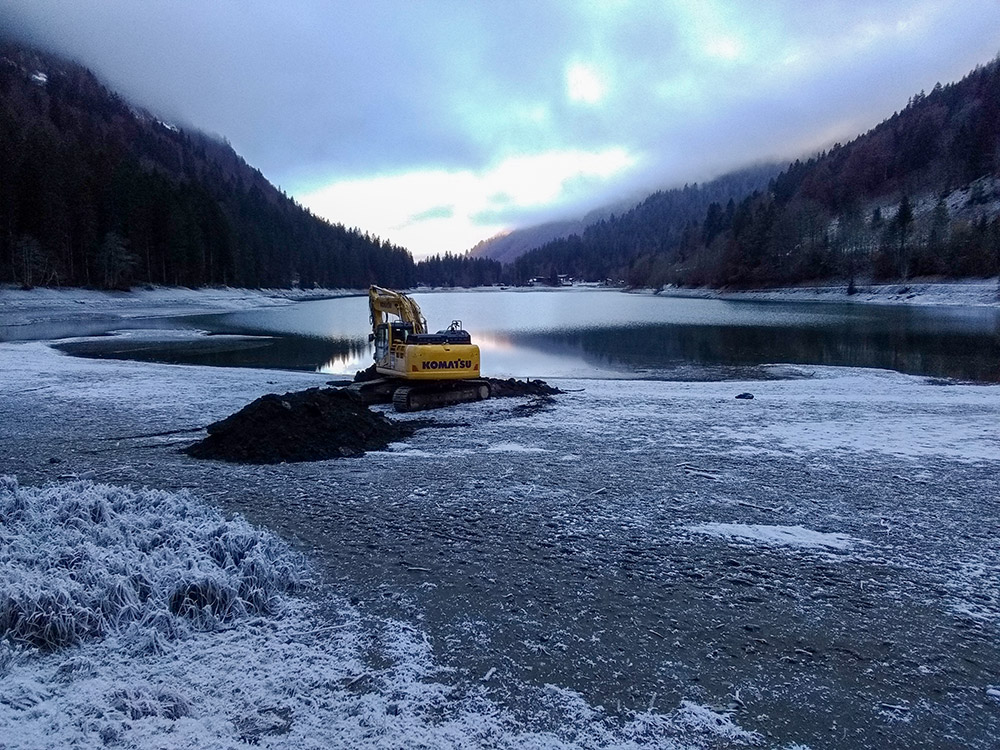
[368,285,427,334]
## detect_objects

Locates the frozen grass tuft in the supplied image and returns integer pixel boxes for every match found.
[110,686,191,720]
[0,476,305,651]
[0,638,16,677]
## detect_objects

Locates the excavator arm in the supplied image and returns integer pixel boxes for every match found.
[368,285,427,334]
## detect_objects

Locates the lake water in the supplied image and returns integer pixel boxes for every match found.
[37,288,1000,382]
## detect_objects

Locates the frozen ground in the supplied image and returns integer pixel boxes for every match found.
[656,277,1000,308]
[0,284,357,330]
[2,337,999,749]
[0,476,752,750]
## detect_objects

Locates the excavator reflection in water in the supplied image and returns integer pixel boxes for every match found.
[351,286,492,411]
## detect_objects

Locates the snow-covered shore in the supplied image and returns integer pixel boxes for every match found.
[4,276,999,332]
[654,277,1000,308]
[0,342,766,749]
[0,284,360,328]
[3,337,1000,748]
[2,288,1000,748]
[2,475,753,749]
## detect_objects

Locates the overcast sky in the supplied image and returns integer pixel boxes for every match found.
[5,1,1000,258]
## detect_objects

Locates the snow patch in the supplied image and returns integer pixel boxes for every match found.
[486,441,550,453]
[683,522,859,552]
[0,284,359,329]
[659,277,1000,308]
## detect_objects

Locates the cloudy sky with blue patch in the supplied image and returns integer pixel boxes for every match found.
[6,0,1000,257]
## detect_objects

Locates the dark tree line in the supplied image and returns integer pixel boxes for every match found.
[512,55,1000,289]
[0,43,416,290]
[414,252,502,287]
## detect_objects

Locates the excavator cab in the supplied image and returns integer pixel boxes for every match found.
[372,321,413,364]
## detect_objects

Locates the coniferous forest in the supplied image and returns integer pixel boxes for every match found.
[510,57,1000,288]
[0,43,419,290]
[4,38,1000,292]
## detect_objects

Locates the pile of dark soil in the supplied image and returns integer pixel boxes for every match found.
[485,377,563,398]
[189,375,564,464]
[184,388,418,464]
[351,364,381,383]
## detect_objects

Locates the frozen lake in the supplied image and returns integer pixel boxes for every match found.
[23,287,1000,382]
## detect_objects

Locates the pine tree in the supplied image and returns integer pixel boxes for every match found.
[895,196,914,277]
[97,231,138,289]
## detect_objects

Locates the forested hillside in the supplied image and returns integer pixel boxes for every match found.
[415,252,502,287]
[6,36,998,293]
[509,165,780,283]
[0,42,415,290]
[513,57,1000,288]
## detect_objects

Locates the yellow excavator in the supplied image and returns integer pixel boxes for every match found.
[354,286,492,411]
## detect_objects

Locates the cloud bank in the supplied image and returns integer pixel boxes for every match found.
[4,0,1000,256]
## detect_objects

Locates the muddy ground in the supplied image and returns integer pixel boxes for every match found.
[2,346,999,749]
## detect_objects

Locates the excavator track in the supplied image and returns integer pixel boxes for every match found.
[392,380,491,413]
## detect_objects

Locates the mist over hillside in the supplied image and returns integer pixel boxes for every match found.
[468,197,639,265]
[509,57,1000,288]
[4,31,999,293]
[472,165,778,277]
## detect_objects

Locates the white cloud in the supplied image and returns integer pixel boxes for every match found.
[703,36,742,61]
[300,147,638,257]
[566,62,607,104]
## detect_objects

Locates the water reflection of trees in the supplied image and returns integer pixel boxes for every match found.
[513,323,1000,382]
[57,336,372,373]
[318,339,371,374]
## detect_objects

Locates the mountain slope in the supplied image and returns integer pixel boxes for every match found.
[507,164,780,283]
[468,198,634,265]
[471,169,779,268]
[0,41,415,289]
[676,55,1000,288]
[512,56,1000,288]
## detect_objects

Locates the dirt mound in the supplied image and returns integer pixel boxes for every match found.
[485,377,562,398]
[351,364,381,383]
[185,388,418,464]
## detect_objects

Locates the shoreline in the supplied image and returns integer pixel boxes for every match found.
[3,277,999,330]
[0,284,362,329]
[650,277,1000,308]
